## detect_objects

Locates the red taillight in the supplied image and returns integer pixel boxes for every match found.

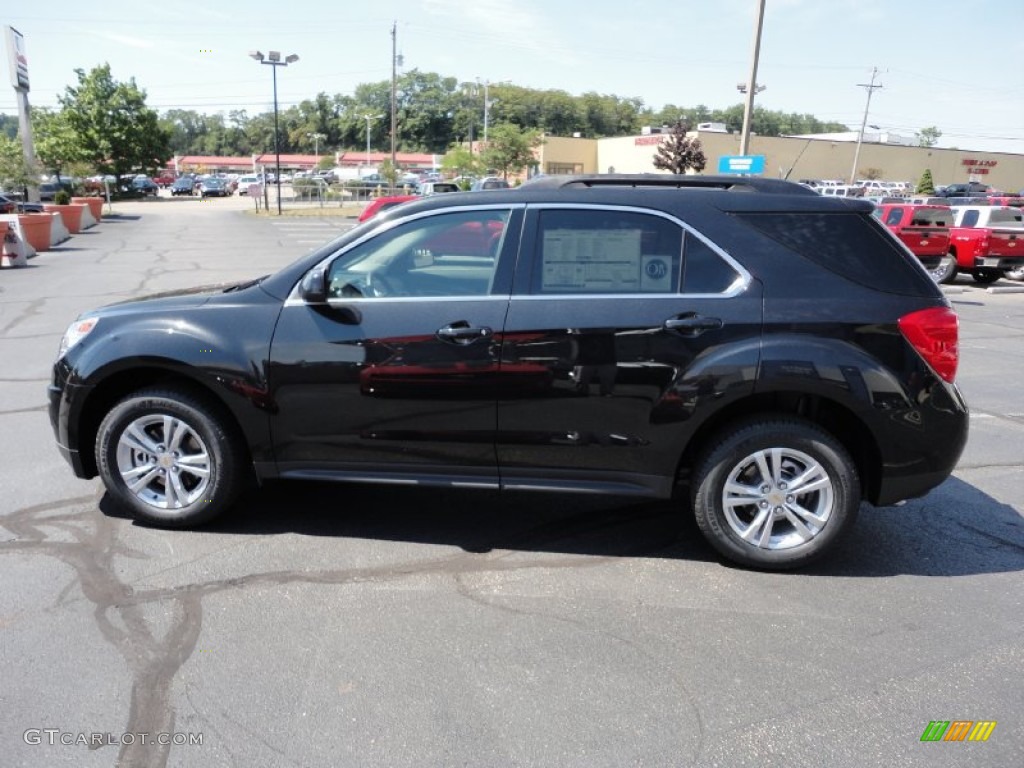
[898,307,959,383]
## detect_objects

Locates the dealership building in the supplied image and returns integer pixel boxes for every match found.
[535,129,1024,192]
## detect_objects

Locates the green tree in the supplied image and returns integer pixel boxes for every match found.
[916,126,942,148]
[440,144,482,178]
[0,135,38,192]
[32,108,86,182]
[652,122,706,174]
[58,64,171,179]
[480,123,542,179]
[379,158,399,190]
[916,168,936,195]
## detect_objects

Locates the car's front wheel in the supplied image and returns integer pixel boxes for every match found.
[691,417,860,569]
[95,388,245,527]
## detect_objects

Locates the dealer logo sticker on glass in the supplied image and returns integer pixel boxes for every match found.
[641,256,672,291]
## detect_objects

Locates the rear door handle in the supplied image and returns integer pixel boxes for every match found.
[436,322,493,344]
[664,314,723,336]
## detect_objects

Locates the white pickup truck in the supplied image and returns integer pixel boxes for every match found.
[948,205,1024,282]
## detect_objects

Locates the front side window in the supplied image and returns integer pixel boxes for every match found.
[532,209,683,294]
[327,209,510,298]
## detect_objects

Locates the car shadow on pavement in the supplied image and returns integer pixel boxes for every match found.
[99,475,1023,577]
[801,476,1024,577]
[101,480,716,565]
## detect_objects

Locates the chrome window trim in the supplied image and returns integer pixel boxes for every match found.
[285,201,751,306]
[523,203,751,299]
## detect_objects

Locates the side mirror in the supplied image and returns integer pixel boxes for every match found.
[298,268,327,303]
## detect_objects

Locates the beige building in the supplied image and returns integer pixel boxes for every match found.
[536,131,1024,192]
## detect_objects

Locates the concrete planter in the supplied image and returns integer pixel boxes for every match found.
[16,213,52,252]
[42,203,87,234]
[72,196,103,221]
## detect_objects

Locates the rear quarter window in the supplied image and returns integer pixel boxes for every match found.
[734,212,939,296]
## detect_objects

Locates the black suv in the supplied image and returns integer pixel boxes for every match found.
[49,175,968,569]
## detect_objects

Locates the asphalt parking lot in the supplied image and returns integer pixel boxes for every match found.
[1,196,1022,768]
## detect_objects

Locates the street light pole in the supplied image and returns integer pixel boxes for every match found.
[739,0,766,157]
[307,132,325,158]
[390,21,398,191]
[249,49,299,215]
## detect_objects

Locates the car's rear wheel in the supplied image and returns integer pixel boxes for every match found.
[930,255,957,284]
[95,388,245,527]
[691,417,860,569]
[971,268,1001,284]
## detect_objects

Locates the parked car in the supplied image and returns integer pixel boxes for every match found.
[0,194,16,214]
[170,178,196,196]
[131,177,160,197]
[38,182,61,202]
[357,194,419,222]
[471,176,511,191]
[419,181,460,196]
[873,203,956,282]
[936,182,994,198]
[818,185,865,198]
[155,173,177,188]
[197,178,229,198]
[49,175,968,570]
[236,175,262,195]
[948,205,1024,283]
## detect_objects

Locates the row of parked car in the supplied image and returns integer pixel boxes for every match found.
[872,196,1024,284]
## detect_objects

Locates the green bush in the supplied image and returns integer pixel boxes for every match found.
[54,190,71,205]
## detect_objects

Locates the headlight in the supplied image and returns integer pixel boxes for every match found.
[59,317,99,356]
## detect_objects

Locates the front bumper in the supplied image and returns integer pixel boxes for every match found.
[49,366,94,478]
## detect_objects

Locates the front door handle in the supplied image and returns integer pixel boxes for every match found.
[436,322,493,345]
[664,313,723,336]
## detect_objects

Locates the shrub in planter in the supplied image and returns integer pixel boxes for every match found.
[54,190,71,206]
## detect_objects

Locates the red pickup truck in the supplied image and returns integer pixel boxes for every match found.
[948,205,1024,283]
[874,203,956,282]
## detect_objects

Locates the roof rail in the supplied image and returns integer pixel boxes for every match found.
[521,174,818,195]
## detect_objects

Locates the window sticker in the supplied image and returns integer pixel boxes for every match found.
[541,229,642,291]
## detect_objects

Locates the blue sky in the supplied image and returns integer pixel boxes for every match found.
[3,0,1023,153]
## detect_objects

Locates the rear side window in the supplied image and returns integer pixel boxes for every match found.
[959,210,980,228]
[909,208,954,227]
[884,208,904,226]
[990,209,1024,226]
[735,212,937,296]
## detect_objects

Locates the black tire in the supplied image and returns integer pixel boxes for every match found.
[691,417,860,570]
[970,268,1001,285]
[1004,264,1024,282]
[95,387,245,527]
[931,255,958,284]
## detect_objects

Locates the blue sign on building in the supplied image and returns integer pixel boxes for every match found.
[718,155,766,175]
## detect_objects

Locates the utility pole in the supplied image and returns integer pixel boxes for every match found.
[738,0,766,157]
[390,20,397,192]
[849,67,883,184]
